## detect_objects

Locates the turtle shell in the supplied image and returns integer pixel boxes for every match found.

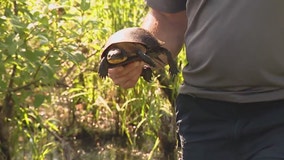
[101,27,164,58]
[98,27,179,82]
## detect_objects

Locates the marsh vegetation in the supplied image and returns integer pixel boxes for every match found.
[0,0,185,159]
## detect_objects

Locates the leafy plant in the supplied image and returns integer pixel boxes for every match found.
[0,0,185,159]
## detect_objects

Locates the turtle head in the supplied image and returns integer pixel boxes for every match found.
[106,48,128,64]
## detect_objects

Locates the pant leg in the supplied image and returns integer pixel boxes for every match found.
[176,94,240,160]
[239,100,284,160]
[176,94,284,160]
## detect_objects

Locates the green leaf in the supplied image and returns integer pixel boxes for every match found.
[42,64,55,78]
[39,16,49,26]
[74,52,86,63]
[62,50,85,64]
[10,16,27,32]
[7,43,17,55]
[0,79,7,91]
[0,16,7,24]
[38,35,49,45]
[34,94,46,107]
[21,50,42,62]
[80,0,90,11]
[4,8,13,17]
[0,61,5,74]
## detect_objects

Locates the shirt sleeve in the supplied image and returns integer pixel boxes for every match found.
[145,0,186,13]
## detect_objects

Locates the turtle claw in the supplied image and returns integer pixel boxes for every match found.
[141,66,153,82]
[98,57,109,78]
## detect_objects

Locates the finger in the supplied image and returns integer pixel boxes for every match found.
[109,61,143,79]
[108,61,143,88]
[108,66,124,79]
[112,62,142,86]
[116,67,143,88]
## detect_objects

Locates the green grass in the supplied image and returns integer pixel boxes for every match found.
[0,0,186,159]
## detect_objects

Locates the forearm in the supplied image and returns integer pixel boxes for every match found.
[141,9,187,57]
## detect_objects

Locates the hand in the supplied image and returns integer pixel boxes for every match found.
[108,61,144,89]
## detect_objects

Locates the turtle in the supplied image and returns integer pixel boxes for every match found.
[98,27,179,82]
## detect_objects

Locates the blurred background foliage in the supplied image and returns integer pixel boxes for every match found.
[0,0,186,159]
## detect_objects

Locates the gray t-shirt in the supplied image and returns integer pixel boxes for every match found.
[146,0,284,103]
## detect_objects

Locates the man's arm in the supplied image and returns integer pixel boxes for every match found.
[108,9,187,89]
[142,9,187,57]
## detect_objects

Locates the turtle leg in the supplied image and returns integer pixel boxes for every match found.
[141,65,153,82]
[98,57,109,78]
[137,50,156,67]
[161,48,179,75]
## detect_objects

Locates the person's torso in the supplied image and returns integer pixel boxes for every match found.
[180,0,284,102]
